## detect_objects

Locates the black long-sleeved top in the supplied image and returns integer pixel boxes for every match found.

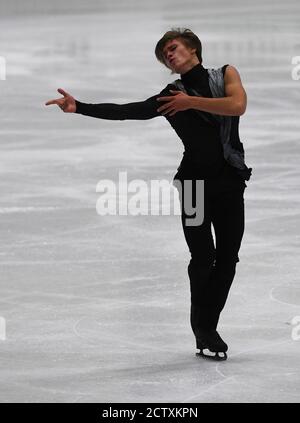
[75,63,237,179]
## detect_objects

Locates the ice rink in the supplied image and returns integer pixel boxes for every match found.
[0,0,300,403]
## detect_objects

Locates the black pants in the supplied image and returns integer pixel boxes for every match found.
[174,165,246,338]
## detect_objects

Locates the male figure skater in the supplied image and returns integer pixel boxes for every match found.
[46,28,252,360]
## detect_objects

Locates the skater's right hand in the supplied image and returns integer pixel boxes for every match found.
[45,88,76,113]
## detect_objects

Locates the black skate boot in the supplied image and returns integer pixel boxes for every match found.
[196,330,228,361]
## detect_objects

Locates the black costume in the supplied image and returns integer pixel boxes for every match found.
[75,63,249,356]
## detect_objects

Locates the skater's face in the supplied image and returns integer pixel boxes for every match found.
[162,38,199,75]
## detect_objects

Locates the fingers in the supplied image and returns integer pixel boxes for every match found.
[45,98,60,106]
[57,88,69,97]
[45,98,65,112]
[45,87,70,106]
[157,100,174,113]
[157,96,173,102]
[157,103,168,113]
[162,108,175,116]
[157,91,180,101]
[157,105,175,115]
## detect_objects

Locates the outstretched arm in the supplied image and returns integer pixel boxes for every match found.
[157,66,247,117]
[75,96,161,120]
[45,87,172,120]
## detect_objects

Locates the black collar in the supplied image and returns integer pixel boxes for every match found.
[181,63,208,88]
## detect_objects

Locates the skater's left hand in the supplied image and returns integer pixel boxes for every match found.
[157,90,192,116]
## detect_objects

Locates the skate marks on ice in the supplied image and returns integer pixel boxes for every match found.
[270,283,300,307]
[181,375,237,403]
[0,258,226,402]
[211,339,299,403]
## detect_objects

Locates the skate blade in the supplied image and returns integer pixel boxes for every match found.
[196,350,227,361]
